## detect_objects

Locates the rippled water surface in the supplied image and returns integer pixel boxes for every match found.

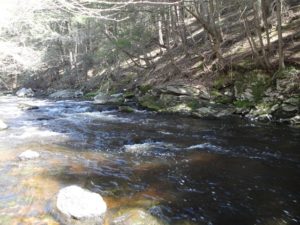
[0,96,299,225]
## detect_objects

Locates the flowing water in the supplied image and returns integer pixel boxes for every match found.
[0,95,299,225]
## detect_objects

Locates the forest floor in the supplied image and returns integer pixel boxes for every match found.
[81,6,300,95]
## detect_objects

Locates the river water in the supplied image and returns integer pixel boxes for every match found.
[0,96,299,225]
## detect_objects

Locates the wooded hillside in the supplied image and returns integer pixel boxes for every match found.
[0,0,299,92]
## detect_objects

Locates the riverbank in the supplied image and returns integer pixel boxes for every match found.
[7,66,300,127]
[69,66,296,127]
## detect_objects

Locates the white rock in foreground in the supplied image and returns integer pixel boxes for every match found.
[0,120,8,130]
[18,150,40,160]
[57,185,107,220]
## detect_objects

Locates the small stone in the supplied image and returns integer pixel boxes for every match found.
[56,185,107,220]
[0,120,8,130]
[18,150,40,160]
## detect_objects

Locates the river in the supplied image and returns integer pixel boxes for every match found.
[0,96,299,225]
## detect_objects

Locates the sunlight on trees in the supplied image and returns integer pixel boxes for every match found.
[0,0,295,91]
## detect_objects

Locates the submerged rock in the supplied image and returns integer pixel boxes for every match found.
[18,150,40,160]
[0,120,8,130]
[56,185,107,223]
[112,208,165,225]
[16,88,34,97]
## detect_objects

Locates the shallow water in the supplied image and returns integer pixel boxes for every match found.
[0,96,299,225]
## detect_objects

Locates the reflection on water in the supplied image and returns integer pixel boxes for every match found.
[0,96,299,225]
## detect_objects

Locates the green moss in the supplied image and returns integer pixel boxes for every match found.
[274,66,299,79]
[235,60,256,71]
[252,79,267,102]
[213,76,227,89]
[234,100,254,108]
[215,96,233,104]
[138,85,152,95]
[186,99,201,110]
[139,96,163,111]
[84,91,98,98]
[213,72,236,90]
[124,91,135,98]
[210,89,222,98]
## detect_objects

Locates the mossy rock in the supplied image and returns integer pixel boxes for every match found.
[138,85,152,95]
[186,99,201,110]
[138,95,164,111]
[214,95,233,104]
[234,70,271,103]
[124,91,135,99]
[233,100,254,109]
[213,72,236,90]
[159,94,179,107]
[84,91,98,98]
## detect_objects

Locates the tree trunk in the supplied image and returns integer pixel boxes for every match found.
[276,0,285,69]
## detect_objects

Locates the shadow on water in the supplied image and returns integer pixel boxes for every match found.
[0,96,300,225]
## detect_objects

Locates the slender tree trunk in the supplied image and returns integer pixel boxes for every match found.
[253,0,271,69]
[261,0,271,50]
[276,0,285,69]
[158,13,164,46]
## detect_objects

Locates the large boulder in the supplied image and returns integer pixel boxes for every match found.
[49,90,83,99]
[56,185,107,224]
[16,88,34,97]
[0,120,8,131]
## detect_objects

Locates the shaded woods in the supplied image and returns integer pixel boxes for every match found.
[0,0,299,91]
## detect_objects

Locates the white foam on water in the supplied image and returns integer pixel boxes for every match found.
[66,111,132,123]
[14,126,66,139]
